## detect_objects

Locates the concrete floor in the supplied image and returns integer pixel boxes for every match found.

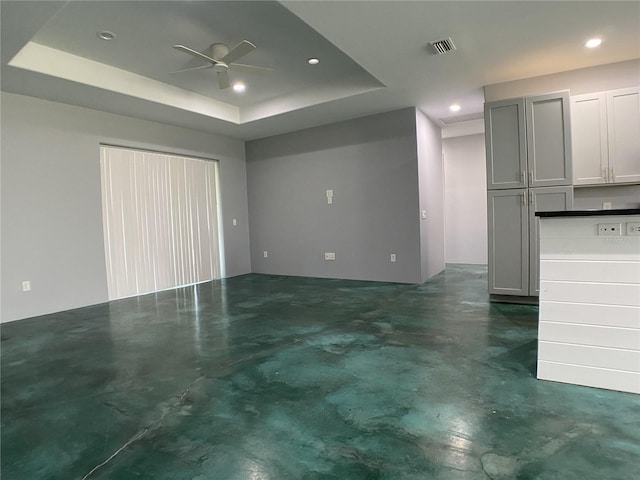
[2,265,639,479]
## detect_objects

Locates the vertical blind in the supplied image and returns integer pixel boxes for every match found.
[100,146,221,300]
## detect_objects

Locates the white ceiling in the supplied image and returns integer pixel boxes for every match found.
[1,1,639,140]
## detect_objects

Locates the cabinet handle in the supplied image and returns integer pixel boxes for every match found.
[522,192,527,206]
[603,167,609,182]
[610,166,615,182]
[529,170,533,184]
[521,171,526,185]
[529,191,533,205]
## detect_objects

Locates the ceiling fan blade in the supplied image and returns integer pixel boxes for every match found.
[169,64,215,74]
[222,40,256,64]
[229,63,274,75]
[217,70,230,89]
[172,44,217,65]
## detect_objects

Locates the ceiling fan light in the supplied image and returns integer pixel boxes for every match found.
[233,82,246,93]
[585,38,602,48]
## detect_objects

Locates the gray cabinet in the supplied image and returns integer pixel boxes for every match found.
[485,98,527,189]
[488,187,573,297]
[572,87,640,185]
[486,91,574,299]
[528,187,574,296]
[487,189,528,296]
[486,92,572,190]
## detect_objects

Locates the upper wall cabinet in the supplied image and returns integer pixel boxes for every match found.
[572,87,640,186]
[526,93,573,187]
[485,92,572,190]
[484,98,527,189]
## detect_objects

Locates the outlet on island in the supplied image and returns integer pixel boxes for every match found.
[597,223,622,236]
[627,222,640,236]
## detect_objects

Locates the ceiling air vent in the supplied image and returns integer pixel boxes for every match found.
[429,37,456,55]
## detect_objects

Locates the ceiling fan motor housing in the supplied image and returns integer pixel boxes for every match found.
[209,43,230,61]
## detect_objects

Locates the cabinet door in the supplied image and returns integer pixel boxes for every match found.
[571,92,608,185]
[526,92,573,187]
[528,186,574,296]
[485,98,527,190]
[607,87,640,184]
[488,189,528,295]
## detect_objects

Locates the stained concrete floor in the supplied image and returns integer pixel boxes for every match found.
[2,265,639,480]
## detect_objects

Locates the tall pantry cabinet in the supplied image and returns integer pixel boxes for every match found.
[485,92,573,299]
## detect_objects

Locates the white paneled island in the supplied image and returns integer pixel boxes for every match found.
[536,209,640,394]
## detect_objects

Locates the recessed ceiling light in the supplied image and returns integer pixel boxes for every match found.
[585,38,602,48]
[233,82,246,93]
[449,104,461,112]
[97,31,116,41]
[307,58,320,65]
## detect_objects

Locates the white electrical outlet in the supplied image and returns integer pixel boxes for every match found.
[22,280,31,292]
[597,223,622,236]
[627,222,640,236]
[602,202,612,210]
[390,253,397,263]
[232,218,237,226]
[263,251,268,258]
[324,252,336,261]
[421,210,427,220]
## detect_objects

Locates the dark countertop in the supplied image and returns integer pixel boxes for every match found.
[536,208,640,218]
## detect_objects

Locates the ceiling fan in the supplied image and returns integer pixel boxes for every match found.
[172,40,273,89]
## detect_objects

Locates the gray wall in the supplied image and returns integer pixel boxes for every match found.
[573,185,640,210]
[416,109,445,282]
[1,92,250,322]
[246,108,426,284]
[484,59,640,101]
[442,134,488,265]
